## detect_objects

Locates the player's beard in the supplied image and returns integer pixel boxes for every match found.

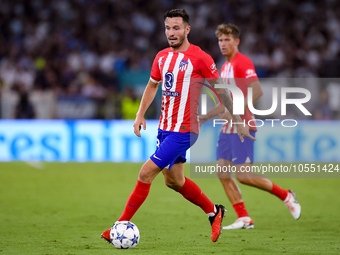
[168,32,185,49]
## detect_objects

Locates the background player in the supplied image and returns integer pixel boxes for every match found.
[200,24,301,229]
[101,10,255,243]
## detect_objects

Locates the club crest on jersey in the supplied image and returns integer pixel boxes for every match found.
[179,60,188,71]
[164,72,174,90]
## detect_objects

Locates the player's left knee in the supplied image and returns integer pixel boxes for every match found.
[164,179,180,190]
[236,174,253,185]
[164,175,185,190]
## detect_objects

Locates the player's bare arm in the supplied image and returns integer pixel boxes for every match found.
[219,110,232,122]
[133,79,160,137]
[217,91,255,142]
[244,81,263,111]
[199,104,225,125]
[212,82,256,142]
[200,81,261,126]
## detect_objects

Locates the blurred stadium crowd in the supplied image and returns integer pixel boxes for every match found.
[0,0,339,120]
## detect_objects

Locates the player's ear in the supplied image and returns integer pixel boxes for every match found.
[186,25,191,35]
[235,38,240,46]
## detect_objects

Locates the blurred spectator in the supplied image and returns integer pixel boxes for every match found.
[14,91,35,119]
[80,73,107,119]
[312,89,333,120]
[0,0,339,120]
[81,73,106,100]
[105,86,123,119]
[121,87,141,120]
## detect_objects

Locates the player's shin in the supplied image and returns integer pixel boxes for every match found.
[118,180,151,221]
[176,177,215,215]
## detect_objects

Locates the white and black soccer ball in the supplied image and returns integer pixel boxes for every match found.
[110,221,140,249]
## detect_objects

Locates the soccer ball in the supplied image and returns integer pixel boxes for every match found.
[110,221,140,249]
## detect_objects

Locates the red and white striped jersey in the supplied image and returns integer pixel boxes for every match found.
[220,52,259,134]
[150,44,219,134]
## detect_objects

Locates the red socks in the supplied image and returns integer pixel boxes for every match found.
[270,183,289,201]
[233,202,249,218]
[118,177,216,221]
[232,184,288,218]
[118,180,151,221]
[176,177,215,215]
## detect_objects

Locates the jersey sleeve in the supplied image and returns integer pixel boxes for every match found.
[150,53,162,83]
[236,56,258,86]
[199,52,220,82]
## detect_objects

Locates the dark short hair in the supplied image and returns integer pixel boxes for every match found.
[164,9,190,25]
[215,24,240,39]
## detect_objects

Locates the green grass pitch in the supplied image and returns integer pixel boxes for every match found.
[1,162,340,254]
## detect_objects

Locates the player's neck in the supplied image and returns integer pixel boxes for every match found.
[226,50,239,62]
[171,40,190,52]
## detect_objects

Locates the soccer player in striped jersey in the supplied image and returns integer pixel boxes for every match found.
[200,24,301,230]
[101,10,254,243]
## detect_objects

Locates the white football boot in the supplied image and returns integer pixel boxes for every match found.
[284,190,301,220]
[223,216,254,230]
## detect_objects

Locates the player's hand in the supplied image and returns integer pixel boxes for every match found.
[236,124,256,143]
[133,115,146,137]
[198,115,209,126]
[219,111,232,122]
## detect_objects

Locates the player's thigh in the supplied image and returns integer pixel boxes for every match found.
[217,159,233,179]
[234,163,253,180]
[138,158,162,183]
[231,131,255,165]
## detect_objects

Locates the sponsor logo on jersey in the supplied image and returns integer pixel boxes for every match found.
[246,69,257,78]
[179,60,188,71]
[210,63,217,73]
[162,90,180,97]
[164,72,174,90]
